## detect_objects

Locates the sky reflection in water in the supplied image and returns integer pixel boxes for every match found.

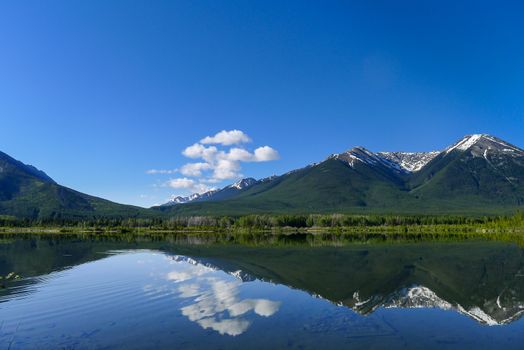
[2,239,524,349]
[155,255,281,336]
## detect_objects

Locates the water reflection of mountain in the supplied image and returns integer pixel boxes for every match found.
[169,242,524,325]
[1,236,524,325]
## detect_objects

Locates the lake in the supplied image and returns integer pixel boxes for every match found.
[1,234,524,349]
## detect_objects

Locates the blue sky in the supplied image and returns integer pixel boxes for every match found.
[1,1,524,207]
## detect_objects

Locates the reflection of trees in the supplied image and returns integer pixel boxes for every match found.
[168,243,524,326]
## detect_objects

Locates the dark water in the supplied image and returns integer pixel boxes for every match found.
[1,234,524,349]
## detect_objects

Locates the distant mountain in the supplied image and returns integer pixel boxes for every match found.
[0,151,150,219]
[156,134,524,215]
[163,192,218,205]
[162,178,260,206]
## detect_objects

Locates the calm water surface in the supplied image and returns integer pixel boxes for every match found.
[1,234,524,349]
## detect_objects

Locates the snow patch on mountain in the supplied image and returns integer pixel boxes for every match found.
[334,147,405,173]
[229,178,258,190]
[334,134,523,173]
[163,133,523,207]
[163,191,218,206]
[334,147,439,173]
[163,178,260,206]
[446,134,524,155]
[446,134,484,153]
[378,151,440,172]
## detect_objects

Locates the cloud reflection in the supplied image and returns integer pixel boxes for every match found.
[166,258,281,336]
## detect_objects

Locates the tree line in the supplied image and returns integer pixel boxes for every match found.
[1,212,523,230]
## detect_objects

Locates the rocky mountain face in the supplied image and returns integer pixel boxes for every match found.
[332,147,441,174]
[377,151,441,172]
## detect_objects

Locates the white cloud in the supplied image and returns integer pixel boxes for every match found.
[253,146,279,161]
[178,131,278,183]
[166,178,215,194]
[147,130,279,197]
[167,177,195,189]
[180,162,212,177]
[146,169,177,174]
[201,130,251,146]
[192,183,215,193]
[182,143,204,158]
[200,178,222,184]
[213,159,242,180]
[182,143,218,161]
[227,147,254,162]
[225,146,279,163]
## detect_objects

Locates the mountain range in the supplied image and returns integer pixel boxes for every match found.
[157,134,524,215]
[1,133,524,219]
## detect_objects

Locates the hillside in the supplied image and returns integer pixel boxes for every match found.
[2,134,523,220]
[156,134,524,215]
[0,151,151,220]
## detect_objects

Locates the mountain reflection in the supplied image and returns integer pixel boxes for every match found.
[352,285,524,326]
[166,241,524,326]
[165,254,524,326]
[2,236,524,328]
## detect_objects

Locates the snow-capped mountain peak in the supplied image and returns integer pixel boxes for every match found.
[333,134,522,173]
[162,190,218,206]
[446,134,485,153]
[334,147,439,173]
[229,177,258,190]
[335,147,397,169]
[161,133,523,208]
[445,134,523,155]
[166,196,189,205]
[162,178,259,206]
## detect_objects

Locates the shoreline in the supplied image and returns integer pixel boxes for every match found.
[1,224,523,245]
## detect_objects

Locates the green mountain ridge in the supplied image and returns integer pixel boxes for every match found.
[0,151,151,220]
[156,134,524,215]
[1,134,524,219]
